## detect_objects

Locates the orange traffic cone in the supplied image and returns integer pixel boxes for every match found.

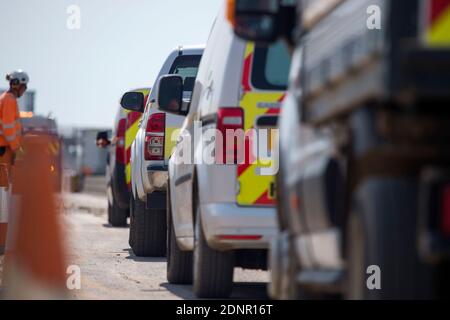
[3,135,68,299]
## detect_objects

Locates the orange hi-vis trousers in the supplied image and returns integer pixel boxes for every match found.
[0,147,13,251]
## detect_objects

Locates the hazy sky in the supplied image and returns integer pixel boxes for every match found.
[0,0,222,128]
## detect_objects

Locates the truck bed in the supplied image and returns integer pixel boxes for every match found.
[301,0,450,124]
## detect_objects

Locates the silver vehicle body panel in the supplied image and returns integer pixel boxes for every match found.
[130,46,205,201]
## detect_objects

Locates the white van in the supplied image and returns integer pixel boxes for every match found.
[157,6,291,298]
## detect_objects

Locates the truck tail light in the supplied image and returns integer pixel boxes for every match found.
[216,107,244,164]
[441,185,450,237]
[116,118,127,164]
[145,113,166,161]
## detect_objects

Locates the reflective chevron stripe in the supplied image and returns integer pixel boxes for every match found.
[125,88,151,188]
[425,0,450,46]
[48,141,60,156]
[236,42,286,207]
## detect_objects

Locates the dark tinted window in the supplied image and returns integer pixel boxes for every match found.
[169,55,202,92]
[251,41,291,91]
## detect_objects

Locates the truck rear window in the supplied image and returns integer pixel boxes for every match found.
[169,55,202,92]
[251,41,291,91]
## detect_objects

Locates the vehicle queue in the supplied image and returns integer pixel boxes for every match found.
[98,0,450,300]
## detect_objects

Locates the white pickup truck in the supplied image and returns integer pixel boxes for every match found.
[121,46,204,257]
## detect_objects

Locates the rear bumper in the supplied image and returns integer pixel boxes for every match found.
[144,164,168,193]
[200,202,277,251]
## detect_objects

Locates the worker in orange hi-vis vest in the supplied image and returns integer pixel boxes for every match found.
[0,70,28,253]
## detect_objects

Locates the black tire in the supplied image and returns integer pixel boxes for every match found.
[282,241,303,299]
[275,170,289,231]
[110,196,128,227]
[107,201,112,225]
[129,194,167,257]
[128,195,135,248]
[345,178,434,299]
[276,235,315,300]
[193,204,234,298]
[167,205,193,283]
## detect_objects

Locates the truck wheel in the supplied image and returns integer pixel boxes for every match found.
[167,187,193,284]
[281,237,302,299]
[107,202,112,225]
[167,217,193,284]
[276,233,314,300]
[193,204,234,298]
[110,196,127,227]
[346,178,433,299]
[128,196,135,248]
[275,170,289,231]
[129,194,166,257]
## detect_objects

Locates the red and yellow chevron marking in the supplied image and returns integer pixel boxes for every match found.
[237,42,286,207]
[48,140,60,156]
[125,88,151,188]
[165,126,181,160]
[242,42,255,92]
[425,0,450,46]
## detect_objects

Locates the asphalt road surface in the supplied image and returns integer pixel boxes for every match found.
[63,180,270,300]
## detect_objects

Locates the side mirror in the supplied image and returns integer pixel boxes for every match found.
[157,75,185,116]
[227,0,281,43]
[120,91,145,113]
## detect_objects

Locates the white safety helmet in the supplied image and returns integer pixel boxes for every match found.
[6,70,29,85]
